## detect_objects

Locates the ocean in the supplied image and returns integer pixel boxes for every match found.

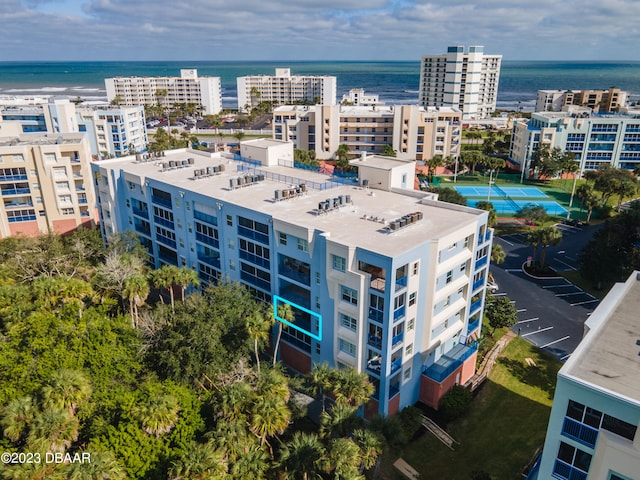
[1,60,640,111]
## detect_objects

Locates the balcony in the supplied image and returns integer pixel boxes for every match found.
[240,250,270,270]
[470,297,483,313]
[392,332,404,348]
[197,253,221,269]
[2,188,30,196]
[552,460,587,480]
[395,275,408,291]
[467,318,480,335]
[151,194,172,208]
[279,260,310,286]
[390,357,402,375]
[368,335,382,350]
[154,215,175,230]
[423,342,478,383]
[195,232,219,249]
[0,174,28,182]
[369,307,384,324]
[472,278,485,291]
[475,255,488,270]
[366,356,382,376]
[389,382,400,399]
[132,206,149,219]
[393,305,406,321]
[561,417,598,449]
[238,225,269,245]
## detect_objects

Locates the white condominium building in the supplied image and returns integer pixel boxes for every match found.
[273,104,461,162]
[419,46,501,119]
[533,271,640,480]
[237,68,337,111]
[105,69,222,115]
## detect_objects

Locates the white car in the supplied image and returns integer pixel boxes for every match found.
[487,281,499,292]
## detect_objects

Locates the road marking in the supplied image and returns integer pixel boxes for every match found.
[560,353,572,361]
[516,308,527,312]
[571,299,600,306]
[521,326,553,337]
[505,269,522,273]
[553,258,577,270]
[542,284,574,289]
[555,291,585,297]
[498,237,514,246]
[517,317,539,324]
[510,300,517,304]
[540,336,570,349]
[493,292,507,297]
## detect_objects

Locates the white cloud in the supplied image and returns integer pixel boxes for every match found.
[0,0,639,60]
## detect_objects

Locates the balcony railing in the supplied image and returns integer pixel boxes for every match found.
[395,275,408,291]
[389,383,400,399]
[393,305,406,321]
[423,342,478,383]
[195,233,219,249]
[279,263,310,285]
[0,174,28,182]
[470,298,483,313]
[2,188,30,196]
[392,332,404,348]
[472,278,485,291]
[475,256,488,269]
[552,460,587,480]
[132,207,149,219]
[154,215,175,230]
[151,194,172,208]
[368,335,382,350]
[561,417,598,449]
[238,226,269,245]
[467,318,481,335]
[369,308,384,324]
[390,357,402,375]
[197,253,221,269]
[240,250,270,270]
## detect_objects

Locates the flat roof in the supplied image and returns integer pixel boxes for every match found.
[349,155,413,171]
[0,132,85,147]
[100,150,484,257]
[241,138,291,148]
[563,272,640,403]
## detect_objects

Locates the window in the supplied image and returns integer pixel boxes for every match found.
[412,262,419,276]
[340,313,357,332]
[405,343,413,355]
[602,414,638,441]
[315,272,321,285]
[403,367,412,381]
[459,262,466,273]
[339,338,356,357]
[297,238,309,252]
[13,154,25,162]
[555,442,592,476]
[446,270,453,284]
[332,254,346,272]
[394,293,405,309]
[409,292,416,306]
[341,286,358,305]
[279,232,287,245]
[408,318,415,331]
[226,215,232,226]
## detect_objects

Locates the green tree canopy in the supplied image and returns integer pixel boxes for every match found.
[485,293,518,334]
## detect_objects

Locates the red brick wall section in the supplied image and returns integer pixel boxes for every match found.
[420,363,467,410]
[280,343,311,374]
[388,393,400,417]
[460,351,478,385]
[364,399,379,420]
[52,219,80,235]
[9,221,40,237]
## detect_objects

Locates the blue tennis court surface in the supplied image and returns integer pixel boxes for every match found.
[455,186,548,198]
[467,199,568,216]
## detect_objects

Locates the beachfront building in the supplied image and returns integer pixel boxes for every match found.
[535,88,628,113]
[272,104,461,162]
[0,123,97,238]
[533,271,640,480]
[509,107,640,178]
[91,147,492,416]
[237,68,337,112]
[0,98,148,159]
[341,89,384,107]
[105,69,222,115]
[419,46,501,120]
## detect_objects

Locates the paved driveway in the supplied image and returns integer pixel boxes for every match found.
[490,223,602,361]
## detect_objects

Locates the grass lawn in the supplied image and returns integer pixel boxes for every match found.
[380,335,561,480]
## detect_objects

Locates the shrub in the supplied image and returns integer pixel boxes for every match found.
[439,385,473,421]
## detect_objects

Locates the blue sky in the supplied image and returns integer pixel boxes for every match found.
[2,0,640,61]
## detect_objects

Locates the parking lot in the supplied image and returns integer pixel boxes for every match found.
[492,222,601,361]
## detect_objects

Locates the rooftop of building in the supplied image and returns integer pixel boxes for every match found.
[273,104,461,116]
[562,271,640,404]
[348,155,413,171]
[241,138,291,149]
[98,149,485,256]
[0,131,86,147]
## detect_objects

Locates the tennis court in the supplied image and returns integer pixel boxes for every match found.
[467,199,568,216]
[455,185,548,198]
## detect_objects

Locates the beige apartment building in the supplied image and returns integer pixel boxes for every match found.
[536,88,628,113]
[272,104,461,161]
[0,122,96,238]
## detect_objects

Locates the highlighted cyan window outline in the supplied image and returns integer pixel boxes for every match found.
[273,295,322,341]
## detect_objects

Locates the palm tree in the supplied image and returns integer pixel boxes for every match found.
[525,229,542,265]
[123,273,150,328]
[218,382,253,423]
[326,437,362,480]
[229,442,270,480]
[249,395,291,449]
[537,226,563,269]
[490,242,506,264]
[169,441,228,480]
[133,393,180,437]
[474,201,497,227]
[353,429,383,473]
[309,363,334,412]
[333,368,374,408]
[335,144,351,170]
[27,408,79,453]
[67,450,127,480]
[279,431,326,480]
[149,265,179,309]
[1,395,34,444]
[246,310,272,373]
[41,369,92,417]
[234,131,246,143]
[426,154,444,183]
[273,304,293,366]
[319,403,359,439]
[174,266,200,303]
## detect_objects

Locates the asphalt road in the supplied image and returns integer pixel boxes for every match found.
[491,222,602,361]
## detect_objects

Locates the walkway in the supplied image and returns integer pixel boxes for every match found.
[393,458,421,480]
[466,330,517,391]
[420,415,457,450]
